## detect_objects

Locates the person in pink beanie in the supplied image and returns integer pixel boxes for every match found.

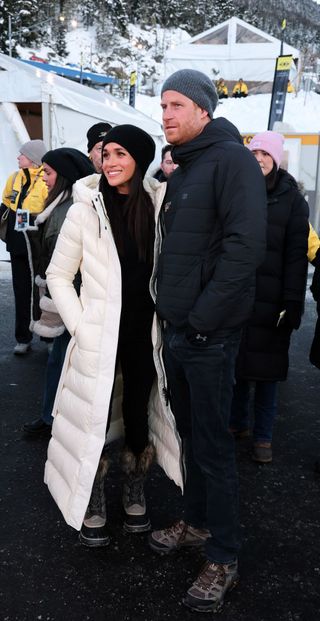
[230,130,309,463]
[247,131,284,171]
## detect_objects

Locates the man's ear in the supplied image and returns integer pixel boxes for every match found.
[200,108,210,120]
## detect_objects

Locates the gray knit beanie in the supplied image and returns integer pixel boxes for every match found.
[19,139,47,167]
[161,69,218,119]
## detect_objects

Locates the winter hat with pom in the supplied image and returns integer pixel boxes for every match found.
[248,131,284,170]
[42,148,95,184]
[161,69,218,119]
[19,140,47,167]
[102,124,155,177]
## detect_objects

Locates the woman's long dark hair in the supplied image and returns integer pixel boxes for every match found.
[45,175,72,208]
[99,167,154,263]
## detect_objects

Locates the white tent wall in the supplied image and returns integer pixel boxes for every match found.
[164,57,283,83]
[164,17,300,84]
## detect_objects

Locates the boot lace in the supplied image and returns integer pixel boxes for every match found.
[195,562,225,592]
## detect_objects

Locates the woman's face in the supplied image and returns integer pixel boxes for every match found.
[17,153,35,169]
[102,142,136,194]
[251,149,274,177]
[42,163,58,192]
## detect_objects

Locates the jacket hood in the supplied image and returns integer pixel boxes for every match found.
[72,173,101,205]
[269,168,299,200]
[143,175,164,194]
[172,117,243,165]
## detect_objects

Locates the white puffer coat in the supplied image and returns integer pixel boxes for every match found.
[44,173,182,530]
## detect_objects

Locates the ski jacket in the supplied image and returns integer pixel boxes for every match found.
[236,169,309,381]
[155,118,267,341]
[44,174,183,530]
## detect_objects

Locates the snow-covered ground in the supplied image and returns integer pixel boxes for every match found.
[136,91,320,134]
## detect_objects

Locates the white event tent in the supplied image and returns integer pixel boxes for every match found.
[0,52,163,191]
[164,17,300,85]
[0,53,164,259]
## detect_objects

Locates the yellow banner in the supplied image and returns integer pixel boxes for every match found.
[130,71,137,86]
[276,55,292,71]
[243,134,320,146]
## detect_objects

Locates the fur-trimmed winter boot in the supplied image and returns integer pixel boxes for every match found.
[79,449,110,547]
[121,444,155,533]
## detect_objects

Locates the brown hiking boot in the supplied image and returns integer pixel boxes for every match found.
[148,520,210,555]
[252,442,272,463]
[183,559,239,612]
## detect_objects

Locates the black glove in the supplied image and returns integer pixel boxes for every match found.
[310,251,320,302]
[283,301,303,330]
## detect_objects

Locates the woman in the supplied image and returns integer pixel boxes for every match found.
[230,131,309,463]
[44,125,182,547]
[22,148,94,436]
[0,140,47,354]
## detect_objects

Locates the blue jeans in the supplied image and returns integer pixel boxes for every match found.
[42,331,70,425]
[230,379,278,443]
[163,325,241,564]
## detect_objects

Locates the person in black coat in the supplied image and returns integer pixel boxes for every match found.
[149,69,266,613]
[230,131,309,463]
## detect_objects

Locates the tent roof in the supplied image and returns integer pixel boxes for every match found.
[0,53,163,136]
[164,17,300,82]
[21,59,118,86]
[166,16,300,60]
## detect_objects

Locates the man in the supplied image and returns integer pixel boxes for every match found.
[232,78,248,98]
[148,69,266,613]
[87,122,112,172]
[154,144,178,181]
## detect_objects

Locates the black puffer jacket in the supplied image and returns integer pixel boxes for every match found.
[236,168,309,381]
[155,118,267,340]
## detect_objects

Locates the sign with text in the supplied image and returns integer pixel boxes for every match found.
[268,55,292,130]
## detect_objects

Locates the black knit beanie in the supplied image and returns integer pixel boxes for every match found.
[87,122,112,152]
[161,69,218,119]
[42,148,95,184]
[102,124,156,177]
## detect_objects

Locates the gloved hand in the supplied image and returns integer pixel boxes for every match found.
[310,251,320,301]
[283,301,303,330]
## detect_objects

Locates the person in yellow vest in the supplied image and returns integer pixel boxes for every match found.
[287,79,295,93]
[232,78,248,98]
[0,140,48,354]
[216,78,228,99]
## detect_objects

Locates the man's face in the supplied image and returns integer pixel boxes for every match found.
[161,151,178,178]
[161,91,210,145]
[89,141,104,173]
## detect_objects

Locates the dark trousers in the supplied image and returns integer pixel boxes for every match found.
[230,379,278,443]
[163,325,241,564]
[10,253,32,344]
[42,331,71,425]
[110,325,155,455]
